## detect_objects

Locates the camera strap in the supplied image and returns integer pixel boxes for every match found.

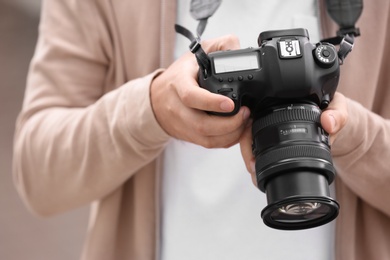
[175,0,222,77]
[175,23,211,76]
[323,0,362,41]
[321,0,363,63]
[189,0,222,36]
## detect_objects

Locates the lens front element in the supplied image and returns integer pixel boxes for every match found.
[280,202,321,216]
[262,197,339,230]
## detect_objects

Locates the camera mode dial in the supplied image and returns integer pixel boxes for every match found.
[313,43,337,68]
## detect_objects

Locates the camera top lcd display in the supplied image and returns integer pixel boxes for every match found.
[213,51,260,74]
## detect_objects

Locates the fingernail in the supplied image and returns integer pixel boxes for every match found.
[220,100,233,112]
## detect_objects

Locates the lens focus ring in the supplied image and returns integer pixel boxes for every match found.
[255,144,333,174]
[253,105,321,135]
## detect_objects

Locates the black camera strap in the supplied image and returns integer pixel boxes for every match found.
[175,24,211,76]
[321,0,363,63]
[324,0,363,41]
[175,0,221,76]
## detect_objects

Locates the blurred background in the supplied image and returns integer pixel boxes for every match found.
[0,0,89,259]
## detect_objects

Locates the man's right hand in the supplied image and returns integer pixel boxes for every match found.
[150,35,250,149]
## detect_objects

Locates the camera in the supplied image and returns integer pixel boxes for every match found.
[198,28,340,230]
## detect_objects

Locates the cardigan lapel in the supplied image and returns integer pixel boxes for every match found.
[159,0,177,68]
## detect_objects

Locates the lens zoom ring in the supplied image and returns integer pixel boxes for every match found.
[256,145,332,172]
[254,108,321,133]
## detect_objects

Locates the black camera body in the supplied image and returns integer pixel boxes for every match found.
[198,28,339,115]
[198,28,340,230]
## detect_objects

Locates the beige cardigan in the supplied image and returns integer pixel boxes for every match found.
[13,0,390,259]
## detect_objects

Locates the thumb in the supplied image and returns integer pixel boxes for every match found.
[321,92,348,144]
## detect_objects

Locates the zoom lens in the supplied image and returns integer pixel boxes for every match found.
[252,103,339,230]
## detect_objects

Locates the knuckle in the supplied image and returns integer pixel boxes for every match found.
[201,139,215,149]
[224,34,240,43]
[203,34,240,52]
[219,34,240,50]
[179,87,193,105]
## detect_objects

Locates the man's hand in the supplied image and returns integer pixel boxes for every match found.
[239,92,349,186]
[320,92,349,145]
[151,35,251,148]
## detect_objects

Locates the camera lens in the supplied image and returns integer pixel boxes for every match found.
[262,197,339,229]
[252,103,339,230]
[280,202,321,216]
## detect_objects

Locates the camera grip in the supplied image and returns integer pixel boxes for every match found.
[198,75,241,116]
[209,97,240,116]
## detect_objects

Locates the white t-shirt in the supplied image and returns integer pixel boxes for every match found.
[161,1,335,260]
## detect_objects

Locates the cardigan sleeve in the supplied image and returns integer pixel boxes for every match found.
[12,0,170,216]
[332,98,390,216]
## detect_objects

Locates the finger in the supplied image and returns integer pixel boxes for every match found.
[176,80,236,113]
[174,35,240,113]
[239,119,256,175]
[195,123,248,148]
[239,121,258,187]
[164,104,250,148]
[321,92,348,135]
[172,54,236,113]
[188,106,251,137]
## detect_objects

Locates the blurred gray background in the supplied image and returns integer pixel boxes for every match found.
[0,0,89,259]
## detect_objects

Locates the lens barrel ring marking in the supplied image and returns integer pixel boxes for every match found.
[253,105,321,134]
[253,103,335,195]
[255,144,333,174]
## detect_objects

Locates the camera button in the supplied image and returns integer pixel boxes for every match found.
[218,87,233,94]
[248,74,254,80]
[228,77,234,82]
[322,50,331,57]
[218,77,223,82]
[238,76,244,81]
[313,44,337,68]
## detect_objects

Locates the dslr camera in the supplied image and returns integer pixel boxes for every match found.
[198,28,340,230]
